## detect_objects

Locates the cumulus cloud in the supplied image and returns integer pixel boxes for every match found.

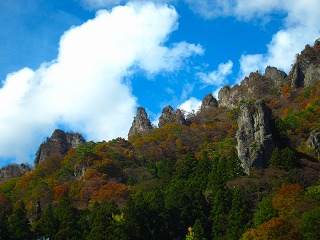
[197,60,233,86]
[178,97,202,113]
[185,0,319,80]
[0,2,202,165]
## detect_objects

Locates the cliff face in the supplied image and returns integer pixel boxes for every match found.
[0,163,31,183]
[289,39,320,87]
[200,94,218,111]
[307,129,320,156]
[236,99,275,174]
[128,107,153,138]
[218,67,287,109]
[34,129,85,165]
[158,106,187,128]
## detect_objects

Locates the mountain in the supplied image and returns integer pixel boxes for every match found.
[0,39,320,240]
[34,129,86,165]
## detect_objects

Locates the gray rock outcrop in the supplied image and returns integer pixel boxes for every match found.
[218,70,278,109]
[290,40,320,88]
[34,129,86,165]
[218,84,242,109]
[264,66,287,86]
[307,129,320,155]
[236,99,275,174]
[128,107,153,137]
[200,94,218,111]
[158,106,187,128]
[0,163,31,183]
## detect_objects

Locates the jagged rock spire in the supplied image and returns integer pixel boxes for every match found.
[158,106,187,128]
[128,107,153,138]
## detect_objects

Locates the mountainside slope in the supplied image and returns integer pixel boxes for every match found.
[0,39,320,240]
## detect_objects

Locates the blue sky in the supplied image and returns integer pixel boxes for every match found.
[0,0,319,167]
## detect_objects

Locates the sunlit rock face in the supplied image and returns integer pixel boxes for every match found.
[158,106,187,128]
[128,107,153,138]
[34,129,85,165]
[236,99,275,174]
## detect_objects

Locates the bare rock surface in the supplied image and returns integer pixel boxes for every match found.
[236,99,275,173]
[34,129,85,165]
[128,107,153,137]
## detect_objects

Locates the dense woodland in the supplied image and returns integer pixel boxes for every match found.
[1,42,320,240]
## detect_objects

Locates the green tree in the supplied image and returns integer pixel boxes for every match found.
[54,204,83,240]
[269,147,298,170]
[300,206,320,239]
[34,204,59,239]
[192,219,205,240]
[253,197,278,227]
[210,189,227,239]
[226,187,249,240]
[0,211,10,240]
[87,200,123,240]
[7,200,33,240]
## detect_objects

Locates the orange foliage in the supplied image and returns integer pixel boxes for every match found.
[0,194,11,213]
[272,184,304,217]
[91,181,131,203]
[53,184,69,200]
[282,85,292,98]
[83,169,103,180]
[242,217,299,240]
[282,107,292,119]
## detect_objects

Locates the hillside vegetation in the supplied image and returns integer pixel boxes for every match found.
[0,40,320,240]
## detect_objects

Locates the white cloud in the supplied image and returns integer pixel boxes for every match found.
[238,54,265,81]
[0,2,202,165]
[178,97,202,113]
[186,0,320,81]
[197,60,233,86]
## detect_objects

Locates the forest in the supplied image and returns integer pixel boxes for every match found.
[0,42,320,240]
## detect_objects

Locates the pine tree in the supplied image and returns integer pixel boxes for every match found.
[226,187,249,240]
[7,200,33,240]
[253,197,278,227]
[211,189,227,239]
[0,211,10,240]
[34,204,59,239]
[87,200,122,240]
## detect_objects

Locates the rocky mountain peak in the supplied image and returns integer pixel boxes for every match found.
[200,93,218,111]
[34,129,86,165]
[128,107,153,138]
[236,99,275,173]
[264,66,287,86]
[158,106,187,128]
[289,40,320,88]
[218,66,287,109]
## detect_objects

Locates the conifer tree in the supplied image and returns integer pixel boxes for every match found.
[7,200,33,240]
[34,204,59,239]
[211,189,227,239]
[0,211,10,240]
[226,187,249,240]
